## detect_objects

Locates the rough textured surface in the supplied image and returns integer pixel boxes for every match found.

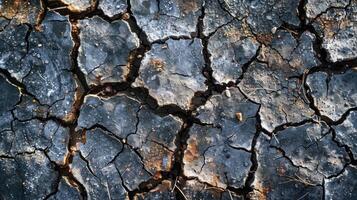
[307,69,357,121]
[130,0,203,42]
[78,16,139,85]
[1,0,357,199]
[312,0,357,62]
[325,165,357,200]
[333,111,357,157]
[183,124,252,189]
[99,0,128,17]
[208,20,260,84]
[133,39,207,110]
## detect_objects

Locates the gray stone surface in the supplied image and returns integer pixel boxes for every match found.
[238,31,320,132]
[208,20,259,84]
[183,124,252,189]
[305,0,350,19]
[71,128,129,199]
[99,0,128,17]
[196,87,259,150]
[48,178,81,200]
[133,39,207,110]
[130,0,203,42]
[333,111,357,157]
[251,133,324,200]
[313,1,357,62]
[325,165,357,200]
[1,1,357,199]
[0,11,77,120]
[78,16,139,85]
[77,94,183,190]
[202,0,233,36]
[307,69,357,121]
[272,123,350,177]
[219,0,300,35]
[0,151,59,200]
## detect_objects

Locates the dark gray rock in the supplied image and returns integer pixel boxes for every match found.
[207,20,259,84]
[0,11,77,120]
[77,94,183,190]
[78,16,139,85]
[78,94,140,138]
[219,0,300,35]
[99,0,128,17]
[305,0,350,19]
[114,145,152,191]
[196,87,259,150]
[333,111,357,157]
[238,61,314,132]
[0,119,70,165]
[0,75,20,132]
[251,133,323,200]
[71,128,128,199]
[313,1,357,62]
[130,0,203,42]
[272,123,350,177]
[306,69,357,121]
[202,0,233,36]
[127,105,183,173]
[183,124,251,189]
[48,178,81,200]
[325,165,357,200]
[133,39,207,110]
[0,151,59,200]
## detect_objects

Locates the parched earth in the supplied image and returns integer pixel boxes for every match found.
[0,0,357,200]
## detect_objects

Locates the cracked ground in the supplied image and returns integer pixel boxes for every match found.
[0,0,357,199]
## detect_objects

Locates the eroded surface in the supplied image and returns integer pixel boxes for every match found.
[1,0,357,199]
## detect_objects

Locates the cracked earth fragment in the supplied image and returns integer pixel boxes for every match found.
[271,122,350,177]
[76,94,182,193]
[1,0,357,199]
[219,0,300,36]
[99,0,128,17]
[238,30,320,132]
[133,39,207,110]
[0,0,43,25]
[306,69,357,121]
[312,0,357,62]
[0,11,77,120]
[0,151,58,199]
[77,16,139,85]
[333,111,357,157]
[183,124,252,189]
[182,88,259,188]
[251,133,324,199]
[130,0,203,42]
[325,165,357,200]
[208,20,260,84]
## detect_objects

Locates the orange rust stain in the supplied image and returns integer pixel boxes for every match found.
[277,165,286,176]
[143,142,174,173]
[183,138,199,163]
[149,58,165,72]
[178,0,199,14]
[256,34,273,45]
[224,26,242,42]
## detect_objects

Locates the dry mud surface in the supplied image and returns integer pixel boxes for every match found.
[0,0,357,199]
